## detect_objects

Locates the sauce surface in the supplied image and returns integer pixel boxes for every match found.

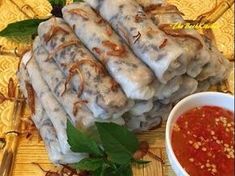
[171,106,234,176]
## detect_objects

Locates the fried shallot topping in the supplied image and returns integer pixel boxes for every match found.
[92,47,102,55]
[47,40,79,61]
[159,24,203,49]
[25,81,35,114]
[159,39,168,49]
[64,59,106,97]
[105,25,113,36]
[68,8,89,20]
[133,31,141,44]
[94,13,113,36]
[144,4,184,16]
[44,23,70,44]
[102,40,126,57]
[64,68,84,98]
[73,100,88,116]
[95,17,104,24]
[92,47,108,64]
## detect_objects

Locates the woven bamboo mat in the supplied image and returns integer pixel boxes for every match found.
[0,0,234,175]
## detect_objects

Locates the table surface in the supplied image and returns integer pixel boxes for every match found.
[0,0,234,176]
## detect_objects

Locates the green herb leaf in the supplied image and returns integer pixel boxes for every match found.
[48,0,66,6]
[118,164,132,176]
[101,164,132,176]
[73,0,84,2]
[74,158,103,171]
[67,120,103,156]
[133,159,151,165]
[95,122,139,165]
[0,19,46,37]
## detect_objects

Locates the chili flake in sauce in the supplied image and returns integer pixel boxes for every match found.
[172,106,234,176]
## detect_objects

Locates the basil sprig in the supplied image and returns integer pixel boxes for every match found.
[0,19,46,38]
[67,121,149,176]
[0,0,82,38]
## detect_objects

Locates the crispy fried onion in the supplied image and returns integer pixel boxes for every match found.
[94,13,113,36]
[102,40,126,57]
[159,39,168,49]
[92,47,108,64]
[73,100,88,116]
[133,141,164,164]
[44,19,70,44]
[133,31,141,44]
[32,162,81,176]
[105,25,113,36]
[64,59,106,97]
[25,81,35,115]
[68,8,89,20]
[110,79,119,92]
[159,24,203,49]
[47,40,79,61]
[95,16,104,24]
[144,4,184,16]
[92,47,102,55]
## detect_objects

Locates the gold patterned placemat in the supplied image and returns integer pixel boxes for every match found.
[0,0,234,176]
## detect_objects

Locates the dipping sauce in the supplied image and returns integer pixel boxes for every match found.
[171,106,234,176]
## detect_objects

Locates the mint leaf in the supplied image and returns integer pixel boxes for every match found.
[67,120,103,156]
[0,19,46,37]
[95,122,139,165]
[74,158,103,171]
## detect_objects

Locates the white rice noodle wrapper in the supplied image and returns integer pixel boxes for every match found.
[22,52,74,154]
[154,76,182,100]
[125,101,172,131]
[86,0,188,83]
[62,3,157,100]
[33,102,84,164]
[128,99,153,116]
[197,37,232,84]
[37,18,133,119]
[17,63,85,164]
[160,76,198,104]
[139,2,231,80]
[126,115,162,132]
[33,37,96,128]
[146,101,172,121]
[196,80,211,93]
[138,3,212,77]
